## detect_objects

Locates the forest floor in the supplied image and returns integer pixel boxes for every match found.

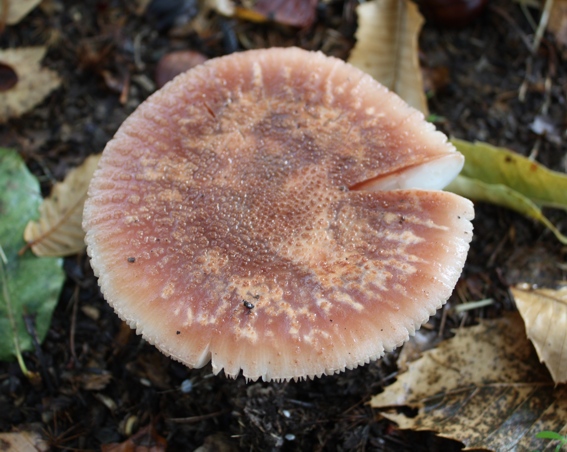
[0,0,566,450]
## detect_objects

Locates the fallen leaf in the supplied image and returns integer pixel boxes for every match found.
[371,313,567,451]
[511,285,567,384]
[451,139,567,210]
[0,430,48,452]
[0,47,61,122]
[24,154,101,257]
[446,139,567,244]
[0,148,65,363]
[348,0,428,114]
[0,0,41,25]
[549,0,567,53]
[447,174,567,244]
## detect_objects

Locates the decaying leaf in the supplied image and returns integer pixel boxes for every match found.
[511,285,567,384]
[0,47,61,123]
[371,313,567,451]
[447,139,567,244]
[24,154,101,257]
[0,148,65,363]
[0,0,41,25]
[348,0,428,114]
[549,0,567,54]
[0,430,48,452]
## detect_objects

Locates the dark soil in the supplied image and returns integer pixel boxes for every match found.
[1,0,566,450]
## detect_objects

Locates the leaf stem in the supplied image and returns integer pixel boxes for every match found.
[0,244,35,380]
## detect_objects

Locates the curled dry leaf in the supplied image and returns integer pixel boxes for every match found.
[348,0,428,114]
[511,285,567,384]
[371,313,567,451]
[24,154,102,257]
[0,47,61,123]
[0,0,41,25]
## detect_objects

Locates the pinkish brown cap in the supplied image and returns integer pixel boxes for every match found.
[84,47,473,381]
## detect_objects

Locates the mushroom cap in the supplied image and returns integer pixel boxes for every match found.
[84,47,474,381]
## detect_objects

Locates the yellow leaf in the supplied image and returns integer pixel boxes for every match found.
[24,154,101,257]
[447,139,567,244]
[447,175,567,244]
[0,0,41,25]
[348,0,428,115]
[511,285,567,384]
[452,139,567,210]
[371,314,567,451]
[0,47,61,123]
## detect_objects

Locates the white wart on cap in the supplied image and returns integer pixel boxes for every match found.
[83,47,474,382]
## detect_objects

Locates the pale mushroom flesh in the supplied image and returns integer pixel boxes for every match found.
[84,47,474,381]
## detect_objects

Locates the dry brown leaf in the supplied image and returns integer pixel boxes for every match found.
[348,0,428,115]
[0,430,49,451]
[371,313,567,451]
[24,154,101,257]
[0,0,41,25]
[548,0,567,53]
[511,284,567,384]
[0,47,61,123]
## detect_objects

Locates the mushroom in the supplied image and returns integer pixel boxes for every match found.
[84,47,473,381]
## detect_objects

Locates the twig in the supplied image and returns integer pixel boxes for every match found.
[168,409,228,424]
[69,285,80,366]
[489,5,533,52]
[454,299,495,313]
[532,0,554,54]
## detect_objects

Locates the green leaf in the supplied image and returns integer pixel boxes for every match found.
[451,139,567,210]
[535,431,566,441]
[447,139,567,243]
[446,175,567,244]
[0,148,65,362]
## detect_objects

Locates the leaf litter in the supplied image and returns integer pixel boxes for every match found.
[371,313,567,452]
[511,284,567,384]
[0,0,41,26]
[0,0,566,450]
[0,47,61,122]
[0,149,65,369]
[24,153,101,257]
[348,0,428,114]
[447,139,567,244]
